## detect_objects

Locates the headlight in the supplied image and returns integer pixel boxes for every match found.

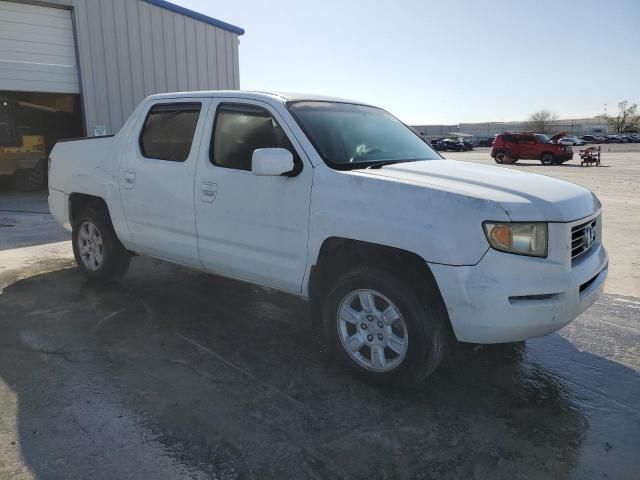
[483,222,548,257]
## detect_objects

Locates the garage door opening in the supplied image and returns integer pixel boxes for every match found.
[0,91,84,191]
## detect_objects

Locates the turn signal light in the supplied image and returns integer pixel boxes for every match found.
[489,224,513,249]
[483,222,548,257]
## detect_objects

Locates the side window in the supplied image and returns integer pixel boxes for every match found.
[140,103,202,161]
[211,103,300,171]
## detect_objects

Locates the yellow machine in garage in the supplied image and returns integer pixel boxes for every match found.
[0,134,47,190]
[0,94,82,191]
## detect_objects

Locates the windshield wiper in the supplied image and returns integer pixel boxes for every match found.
[365,160,409,169]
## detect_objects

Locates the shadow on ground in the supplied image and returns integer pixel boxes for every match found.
[0,191,69,251]
[0,258,638,479]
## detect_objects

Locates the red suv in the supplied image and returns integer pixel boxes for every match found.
[491,132,573,165]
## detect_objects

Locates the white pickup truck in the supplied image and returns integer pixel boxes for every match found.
[48,91,608,385]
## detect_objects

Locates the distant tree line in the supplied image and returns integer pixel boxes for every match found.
[525,100,639,134]
[525,110,558,133]
[604,101,640,133]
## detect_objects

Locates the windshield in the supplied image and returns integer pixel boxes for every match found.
[288,101,441,169]
[535,134,550,144]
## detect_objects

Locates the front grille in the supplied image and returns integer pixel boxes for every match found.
[571,216,598,262]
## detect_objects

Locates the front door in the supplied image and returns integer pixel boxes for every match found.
[194,99,312,293]
[119,99,209,265]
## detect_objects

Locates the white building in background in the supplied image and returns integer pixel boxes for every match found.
[413,118,608,141]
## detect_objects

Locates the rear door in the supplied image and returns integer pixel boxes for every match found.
[194,99,313,293]
[503,134,520,159]
[119,99,209,265]
[519,134,537,159]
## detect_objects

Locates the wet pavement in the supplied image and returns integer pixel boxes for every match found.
[2,148,640,480]
[1,257,639,479]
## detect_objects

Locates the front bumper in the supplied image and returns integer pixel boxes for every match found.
[430,222,608,344]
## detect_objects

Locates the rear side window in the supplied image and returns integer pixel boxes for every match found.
[211,103,299,171]
[140,103,201,161]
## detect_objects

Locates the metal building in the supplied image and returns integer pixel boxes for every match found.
[413,118,608,144]
[0,0,243,137]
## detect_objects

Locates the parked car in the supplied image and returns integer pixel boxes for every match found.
[581,135,601,144]
[558,137,585,146]
[491,132,574,165]
[604,135,624,143]
[478,137,495,147]
[48,91,608,386]
[430,138,444,151]
[437,139,466,152]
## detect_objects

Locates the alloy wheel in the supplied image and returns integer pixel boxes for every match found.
[77,220,104,271]
[337,289,409,372]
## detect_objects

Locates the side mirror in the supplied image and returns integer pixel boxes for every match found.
[251,148,294,176]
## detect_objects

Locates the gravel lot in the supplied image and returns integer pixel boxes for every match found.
[0,145,638,479]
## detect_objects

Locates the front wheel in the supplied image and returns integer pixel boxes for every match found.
[494,151,505,164]
[72,205,131,281]
[541,153,555,165]
[323,266,449,387]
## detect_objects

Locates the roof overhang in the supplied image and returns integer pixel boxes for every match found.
[143,0,245,35]
[447,132,474,138]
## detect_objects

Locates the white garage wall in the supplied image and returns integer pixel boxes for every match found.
[3,0,242,135]
[0,1,80,93]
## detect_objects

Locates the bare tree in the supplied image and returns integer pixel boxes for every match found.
[525,110,559,133]
[605,101,640,133]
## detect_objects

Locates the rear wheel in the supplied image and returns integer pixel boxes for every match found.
[323,265,449,387]
[12,160,47,191]
[494,151,505,164]
[72,205,131,281]
[541,153,555,165]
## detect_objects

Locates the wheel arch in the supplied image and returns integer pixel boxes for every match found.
[68,193,111,227]
[307,237,452,333]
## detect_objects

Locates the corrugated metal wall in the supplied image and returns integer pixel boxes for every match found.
[22,0,241,135]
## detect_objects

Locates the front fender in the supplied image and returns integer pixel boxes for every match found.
[302,165,509,294]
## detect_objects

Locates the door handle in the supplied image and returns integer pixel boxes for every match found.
[200,182,217,203]
[123,171,136,189]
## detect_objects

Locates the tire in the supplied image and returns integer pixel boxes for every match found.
[12,160,47,191]
[322,265,449,387]
[494,151,505,164]
[541,153,555,165]
[72,204,131,281]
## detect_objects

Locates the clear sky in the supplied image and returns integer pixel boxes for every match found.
[173,0,639,125]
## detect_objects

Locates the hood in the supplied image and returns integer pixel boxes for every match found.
[549,131,568,143]
[356,160,598,222]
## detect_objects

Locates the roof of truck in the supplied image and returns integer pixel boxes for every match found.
[146,90,373,106]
